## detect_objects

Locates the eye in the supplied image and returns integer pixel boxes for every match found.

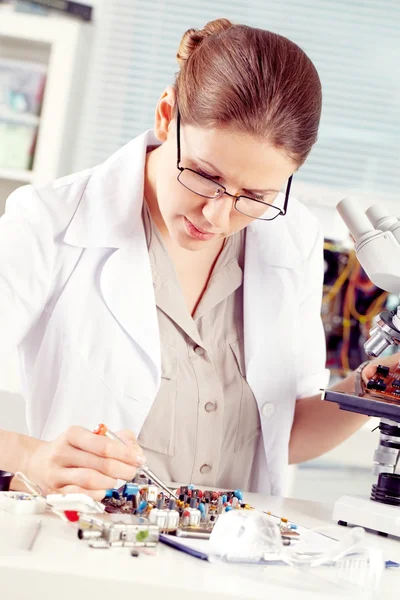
[196,167,219,180]
[247,193,266,202]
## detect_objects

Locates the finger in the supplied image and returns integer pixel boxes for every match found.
[362,364,375,383]
[53,467,117,492]
[64,426,146,467]
[115,429,138,445]
[58,446,137,481]
[57,485,106,502]
[363,355,400,383]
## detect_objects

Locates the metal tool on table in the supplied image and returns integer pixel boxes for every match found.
[93,423,178,500]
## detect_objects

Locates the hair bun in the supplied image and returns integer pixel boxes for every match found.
[177,18,233,67]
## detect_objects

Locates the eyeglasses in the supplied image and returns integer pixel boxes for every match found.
[176,110,292,221]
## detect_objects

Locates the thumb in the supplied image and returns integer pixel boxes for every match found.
[362,353,400,384]
[362,362,376,384]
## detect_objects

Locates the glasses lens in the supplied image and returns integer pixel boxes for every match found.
[235,197,282,220]
[178,169,224,198]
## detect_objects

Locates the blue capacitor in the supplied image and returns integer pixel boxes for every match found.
[105,489,114,498]
[289,524,298,530]
[225,505,233,512]
[222,495,227,504]
[139,500,148,513]
[188,484,195,491]
[234,489,243,501]
[198,503,205,518]
[123,483,139,497]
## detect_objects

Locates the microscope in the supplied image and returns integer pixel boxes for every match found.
[322,197,400,538]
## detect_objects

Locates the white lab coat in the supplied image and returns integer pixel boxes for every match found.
[0,130,329,495]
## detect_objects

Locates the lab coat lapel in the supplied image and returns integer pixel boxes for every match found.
[244,223,285,391]
[244,216,301,494]
[63,130,162,389]
[99,227,161,388]
[244,213,300,384]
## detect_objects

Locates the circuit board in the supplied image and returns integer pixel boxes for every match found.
[100,481,299,542]
[365,364,400,405]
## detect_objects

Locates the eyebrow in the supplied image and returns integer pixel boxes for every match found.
[197,158,280,195]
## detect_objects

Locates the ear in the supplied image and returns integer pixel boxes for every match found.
[153,86,177,142]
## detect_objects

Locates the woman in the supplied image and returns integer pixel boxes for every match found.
[0,19,397,499]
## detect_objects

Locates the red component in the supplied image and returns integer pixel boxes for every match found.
[197,490,203,499]
[212,492,218,500]
[93,423,108,436]
[64,510,80,522]
[183,509,190,517]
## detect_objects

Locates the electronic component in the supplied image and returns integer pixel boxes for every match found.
[377,365,390,377]
[0,491,46,514]
[101,483,252,536]
[101,482,298,545]
[364,365,400,405]
[78,518,159,549]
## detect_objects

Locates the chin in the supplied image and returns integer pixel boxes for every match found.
[173,231,205,251]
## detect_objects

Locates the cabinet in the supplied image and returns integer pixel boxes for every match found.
[0,4,91,213]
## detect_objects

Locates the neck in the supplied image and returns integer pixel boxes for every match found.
[144,146,166,235]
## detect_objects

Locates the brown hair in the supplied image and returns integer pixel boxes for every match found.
[175,18,322,167]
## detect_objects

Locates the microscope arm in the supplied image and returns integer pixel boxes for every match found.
[337,198,400,356]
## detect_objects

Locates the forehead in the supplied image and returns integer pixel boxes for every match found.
[180,124,296,186]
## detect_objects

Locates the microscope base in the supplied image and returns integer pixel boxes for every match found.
[333,495,400,538]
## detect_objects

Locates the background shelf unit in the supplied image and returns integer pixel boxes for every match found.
[0,4,92,213]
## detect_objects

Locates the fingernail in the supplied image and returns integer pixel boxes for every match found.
[135,454,147,467]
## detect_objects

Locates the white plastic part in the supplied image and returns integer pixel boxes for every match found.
[337,197,400,293]
[46,493,105,514]
[337,197,378,242]
[0,491,46,514]
[366,204,400,244]
[356,231,400,293]
[333,495,400,538]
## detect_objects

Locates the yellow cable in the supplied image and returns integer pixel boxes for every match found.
[323,251,357,305]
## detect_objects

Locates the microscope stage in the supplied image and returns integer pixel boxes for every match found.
[333,495,400,538]
[323,389,400,423]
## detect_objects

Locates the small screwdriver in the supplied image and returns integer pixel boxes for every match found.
[93,423,178,500]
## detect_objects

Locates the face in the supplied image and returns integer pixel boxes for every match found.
[147,92,297,252]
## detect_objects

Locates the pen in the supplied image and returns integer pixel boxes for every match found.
[93,423,178,500]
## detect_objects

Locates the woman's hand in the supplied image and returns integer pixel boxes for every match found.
[362,351,400,384]
[24,426,145,500]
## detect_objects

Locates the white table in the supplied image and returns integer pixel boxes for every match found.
[0,494,398,600]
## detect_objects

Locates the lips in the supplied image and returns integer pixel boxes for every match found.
[189,222,213,235]
[183,217,217,241]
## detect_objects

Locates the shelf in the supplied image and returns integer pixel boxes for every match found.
[0,4,92,185]
[0,4,84,44]
[0,108,40,126]
[0,167,34,183]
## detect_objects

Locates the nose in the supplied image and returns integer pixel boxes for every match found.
[202,195,234,232]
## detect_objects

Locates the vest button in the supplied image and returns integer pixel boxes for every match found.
[200,463,212,474]
[204,402,217,413]
[194,346,205,356]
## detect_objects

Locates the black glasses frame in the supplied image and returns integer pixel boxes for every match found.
[175,109,292,221]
